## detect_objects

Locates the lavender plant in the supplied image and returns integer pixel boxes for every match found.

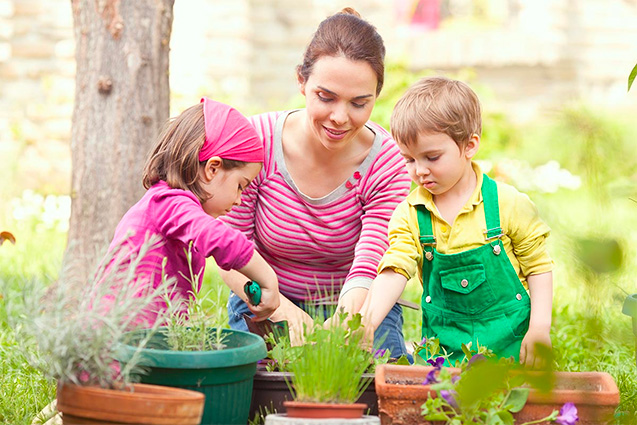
[7,235,175,389]
[159,244,227,351]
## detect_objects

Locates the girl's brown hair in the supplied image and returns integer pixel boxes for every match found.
[297,7,386,96]
[142,103,245,203]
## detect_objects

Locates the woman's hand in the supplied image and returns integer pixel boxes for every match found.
[270,295,314,346]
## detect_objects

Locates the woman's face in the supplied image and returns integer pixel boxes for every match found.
[300,56,378,152]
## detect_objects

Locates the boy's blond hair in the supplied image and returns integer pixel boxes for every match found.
[391,76,482,149]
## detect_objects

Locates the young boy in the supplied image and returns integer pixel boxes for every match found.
[359,77,553,367]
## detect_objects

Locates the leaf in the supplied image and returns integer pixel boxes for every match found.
[497,410,515,425]
[0,231,16,246]
[629,63,637,92]
[395,355,411,365]
[504,387,529,412]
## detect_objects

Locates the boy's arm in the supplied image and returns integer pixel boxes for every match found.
[520,271,553,368]
[360,269,408,340]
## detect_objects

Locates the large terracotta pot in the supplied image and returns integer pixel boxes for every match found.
[375,364,620,425]
[250,365,378,418]
[56,381,204,424]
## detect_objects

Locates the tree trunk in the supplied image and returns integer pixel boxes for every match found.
[64,0,175,284]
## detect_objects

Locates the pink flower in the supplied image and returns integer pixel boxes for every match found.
[555,402,579,425]
[78,370,90,383]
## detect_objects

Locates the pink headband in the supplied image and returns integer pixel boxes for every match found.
[199,97,264,163]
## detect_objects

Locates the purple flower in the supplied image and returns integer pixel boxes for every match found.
[555,402,579,425]
[374,348,387,359]
[440,389,459,410]
[467,353,486,368]
[419,337,427,346]
[422,368,438,385]
[427,356,445,369]
[451,374,461,384]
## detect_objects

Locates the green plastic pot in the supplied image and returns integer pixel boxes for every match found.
[117,328,267,425]
[623,294,637,365]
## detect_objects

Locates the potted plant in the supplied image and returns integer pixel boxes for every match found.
[117,257,267,425]
[263,311,381,424]
[250,323,385,421]
[375,341,619,425]
[7,237,205,425]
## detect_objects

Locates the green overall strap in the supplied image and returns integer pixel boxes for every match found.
[415,204,436,258]
[481,174,502,241]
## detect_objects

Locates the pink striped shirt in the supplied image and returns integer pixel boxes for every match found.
[221,111,410,302]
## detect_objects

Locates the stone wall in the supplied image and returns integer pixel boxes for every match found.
[1,0,637,195]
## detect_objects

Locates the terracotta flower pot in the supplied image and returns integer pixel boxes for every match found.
[56,381,205,424]
[250,365,379,419]
[375,364,620,425]
[283,401,367,419]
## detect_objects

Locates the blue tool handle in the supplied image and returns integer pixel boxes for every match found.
[244,280,262,306]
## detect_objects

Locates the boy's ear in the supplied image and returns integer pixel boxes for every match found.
[464,134,480,159]
[202,156,223,181]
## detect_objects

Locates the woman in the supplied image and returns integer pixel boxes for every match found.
[220,8,412,358]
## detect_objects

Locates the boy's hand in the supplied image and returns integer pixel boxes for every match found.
[520,326,552,368]
[246,285,280,322]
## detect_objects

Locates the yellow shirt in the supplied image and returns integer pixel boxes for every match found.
[378,163,553,289]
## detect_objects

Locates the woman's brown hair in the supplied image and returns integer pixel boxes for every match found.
[297,7,386,96]
[142,103,245,203]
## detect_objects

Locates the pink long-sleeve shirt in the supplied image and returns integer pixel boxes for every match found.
[106,181,254,310]
[221,111,410,302]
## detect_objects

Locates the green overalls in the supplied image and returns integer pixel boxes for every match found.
[417,175,530,365]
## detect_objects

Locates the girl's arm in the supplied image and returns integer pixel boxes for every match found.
[520,271,553,368]
[235,250,280,321]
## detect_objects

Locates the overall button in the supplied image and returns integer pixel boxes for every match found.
[516,293,522,301]
[493,245,501,255]
[425,251,433,261]
[425,295,432,303]
[460,279,468,288]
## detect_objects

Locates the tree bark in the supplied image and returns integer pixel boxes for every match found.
[64,0,175,283]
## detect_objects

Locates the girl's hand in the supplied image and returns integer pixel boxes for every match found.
[247,285,280,322]
[269,296,314,346]
[520,325,552,368]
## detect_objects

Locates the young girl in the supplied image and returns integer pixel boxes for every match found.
[104,97,280,323]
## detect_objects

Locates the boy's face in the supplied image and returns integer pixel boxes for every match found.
[398,132,478,196]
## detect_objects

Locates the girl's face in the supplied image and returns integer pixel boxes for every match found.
[398,132,478,196]
[200,159,261,218]
[299,55,378,152]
